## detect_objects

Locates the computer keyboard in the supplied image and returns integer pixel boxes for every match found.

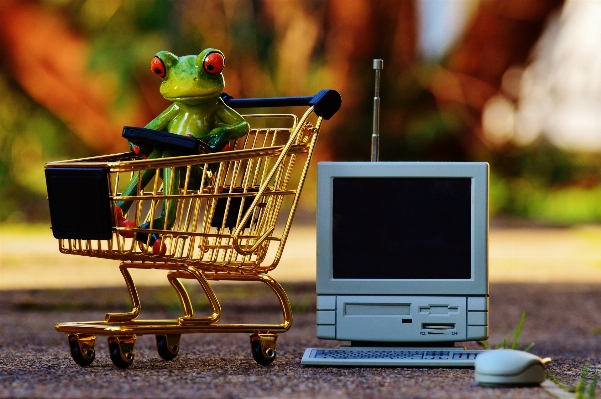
[301,347,484,367]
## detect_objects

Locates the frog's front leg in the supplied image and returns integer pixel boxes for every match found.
[204,106,250,151]
[204,122,249,151]
[125,104,179,158]
[146,103,179,131]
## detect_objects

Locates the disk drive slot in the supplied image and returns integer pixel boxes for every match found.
[422,323,455,330]
[344,303,410,316]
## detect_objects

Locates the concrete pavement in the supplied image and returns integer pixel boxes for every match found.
[2,282,598,398]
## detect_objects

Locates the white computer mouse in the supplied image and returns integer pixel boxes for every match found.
[474,349,552,386]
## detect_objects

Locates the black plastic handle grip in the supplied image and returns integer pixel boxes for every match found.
[221,89,341,120]
[123,126,211,154]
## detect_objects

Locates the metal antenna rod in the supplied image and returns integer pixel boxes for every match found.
[371,59,383,162]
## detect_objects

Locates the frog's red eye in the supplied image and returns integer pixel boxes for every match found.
[151,56,166,78]
[203,52,224,75]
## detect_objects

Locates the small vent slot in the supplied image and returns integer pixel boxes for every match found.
[422,323,455,330]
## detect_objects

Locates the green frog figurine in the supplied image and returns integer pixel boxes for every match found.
[115,48,250,254]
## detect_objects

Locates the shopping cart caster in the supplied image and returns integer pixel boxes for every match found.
[108,335,136,369]
[250,333,277,366]
[68,334,96,367]
[156,334,181,361]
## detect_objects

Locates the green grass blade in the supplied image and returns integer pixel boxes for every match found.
[576,363,590,399]
[477,340,491,350]
[587,368,598,399]
[523,342,535,352]
[511,311,527,349]
[546,371,575,392]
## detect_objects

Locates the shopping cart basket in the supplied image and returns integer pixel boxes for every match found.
[44,89,341,369]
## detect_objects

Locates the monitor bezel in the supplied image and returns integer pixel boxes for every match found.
[316,161,489,296]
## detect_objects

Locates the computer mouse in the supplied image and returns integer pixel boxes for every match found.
[474,349,552,386]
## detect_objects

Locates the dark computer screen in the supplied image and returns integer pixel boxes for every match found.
[332,177,472,279]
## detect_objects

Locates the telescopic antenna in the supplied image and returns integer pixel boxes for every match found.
[371,59,383,162]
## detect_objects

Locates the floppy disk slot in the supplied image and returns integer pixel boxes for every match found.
[345,304,410,316]
[422,323,455,330]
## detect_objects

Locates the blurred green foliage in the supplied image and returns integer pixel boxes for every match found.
[489,144,601,224]
[0,73,93,222]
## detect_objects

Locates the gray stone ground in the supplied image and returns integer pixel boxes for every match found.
[1,282,600,398]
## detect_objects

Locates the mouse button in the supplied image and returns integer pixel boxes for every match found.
[475,364,546,386]
[474,350,539,376]
[518,364,546,385]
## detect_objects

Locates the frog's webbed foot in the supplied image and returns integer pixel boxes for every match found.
[134,222,159,244]
[134,222,167,255]
[112,205,136,238]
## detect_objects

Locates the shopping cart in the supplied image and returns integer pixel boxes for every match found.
[44,89,341,369]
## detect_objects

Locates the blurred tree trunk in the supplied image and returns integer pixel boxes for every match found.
[318,0,564,161]
[319,0,418,160]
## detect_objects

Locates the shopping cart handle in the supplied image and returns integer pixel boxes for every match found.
[122,126,211,154]
[221,89,341,120]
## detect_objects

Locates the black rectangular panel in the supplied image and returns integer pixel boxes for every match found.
[45,168,112,240]
[332,178,472,279]
[210,197,253,229]
[122,126,210,154]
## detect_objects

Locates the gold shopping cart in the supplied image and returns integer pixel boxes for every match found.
[44,90,341,369]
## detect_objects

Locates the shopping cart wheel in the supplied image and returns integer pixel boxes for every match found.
[155,334,180,361]
[250,333,277,366]
[108,335,136,369]
[68,334,96,367]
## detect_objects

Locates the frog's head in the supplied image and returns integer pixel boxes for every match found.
[150,48,225,104]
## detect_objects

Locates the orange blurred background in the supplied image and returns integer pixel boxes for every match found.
[4,0,601,225]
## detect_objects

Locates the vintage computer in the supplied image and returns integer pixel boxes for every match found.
[302,161,489,366]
